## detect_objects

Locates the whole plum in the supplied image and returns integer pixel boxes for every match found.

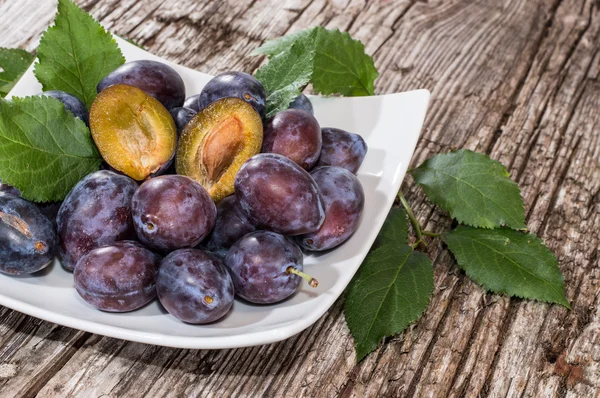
[225,231,316,304]
[0,192,56,275]
[262,109,322,170]
[132,175,216,252]
[74,241,160,312]
[38,91,89,126]
[315,128,367,174]
[169,106,197,135]
[204,195,256,252]
[298,167,365,251]
[97,60,186,110]
[157,249,234,324]
[289,94,313,115]
[57,170,138,271]
[183,94,203,112]
[199,72,266,117]
[235,153,325,235]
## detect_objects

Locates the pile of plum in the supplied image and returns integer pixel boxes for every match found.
[0,60,367,324]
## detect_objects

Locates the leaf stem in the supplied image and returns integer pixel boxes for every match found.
[423,231,441,238]
[398,191,423,243]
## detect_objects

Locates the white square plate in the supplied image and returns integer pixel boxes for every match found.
[4,37,430,349]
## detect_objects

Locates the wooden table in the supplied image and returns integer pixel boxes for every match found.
[1,0,599,396]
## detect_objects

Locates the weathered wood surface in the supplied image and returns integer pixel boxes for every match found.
[0,0,599,396]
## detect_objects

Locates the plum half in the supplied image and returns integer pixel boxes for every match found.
[90,84,177,181]
[176,97,263,202]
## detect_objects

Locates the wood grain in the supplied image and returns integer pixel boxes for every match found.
[0,0,599,396]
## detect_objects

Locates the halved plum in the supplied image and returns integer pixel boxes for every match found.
[176,97,263,202]
[90,84,177,181]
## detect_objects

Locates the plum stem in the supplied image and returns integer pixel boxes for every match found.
[286,266,318,288]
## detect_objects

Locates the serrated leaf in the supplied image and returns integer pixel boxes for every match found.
[253,27,378,115]
[443,226,569,308]
[312,28,378,96]
[34,0,125,108]
[410,149,526,229]
[373,207,409,248]
[255,30,317,118]
[0,96,101,202]
[345,244,433,362]
[0,48,34,97]
[251,30,312,57]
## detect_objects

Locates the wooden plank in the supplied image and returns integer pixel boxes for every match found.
[0,0,55,51]
[0,0,599,396]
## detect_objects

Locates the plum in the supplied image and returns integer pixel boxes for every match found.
[289,93,313,115]
[157,249,234,324]
[262,109,322,170]
[97,60,186,110]
[38,91,89,125]
[183,94,203,112]
[132,175,216,252]
[204,195,256,252]
[90,84,177,181]
[176,97,263,202]
[0,193,56,275]
[316,128,367,174]
[225,231,316,304]
[74,241,160,312]
[169,106,197,135]
[199,72,266,117]
[57,170,137,271]
[298,167,365,251]
[235,153,325,235]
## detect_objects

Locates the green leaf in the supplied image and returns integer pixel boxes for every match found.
[34,0,125,108]
[443,226,569,308]
[312,28,378,96]
[0,48,34,97]
[410,149,526,229]
[253,27,378,115]
[0,96,101,202]
[373,207,409,248]
[345,244,433,362]
[251,30,312,57]
[255,30,317,118]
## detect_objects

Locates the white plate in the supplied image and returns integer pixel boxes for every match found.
[4,37,430,349]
